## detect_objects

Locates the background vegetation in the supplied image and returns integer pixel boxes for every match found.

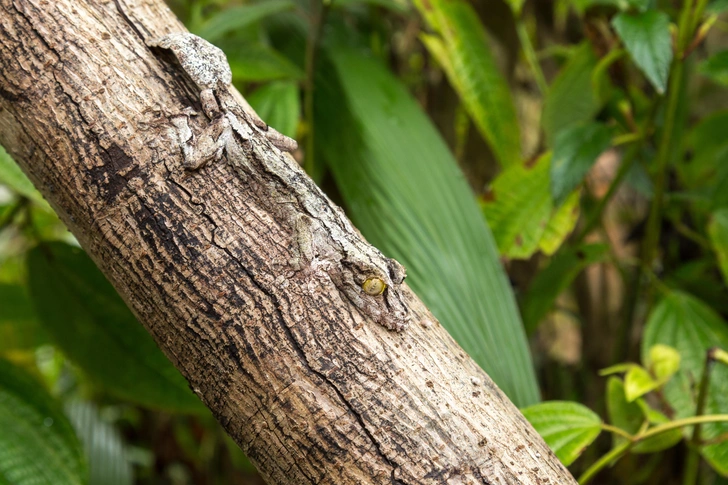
[1,0,728,483]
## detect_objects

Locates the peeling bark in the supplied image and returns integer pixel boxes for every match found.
[0,1,577,483]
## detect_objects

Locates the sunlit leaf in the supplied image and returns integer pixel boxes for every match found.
[521,401,602,466]
[642,292,728,475]
[482,153,580,259]
[414,0,522,167]
[315,48,539,406]
[521,244,608,334]
[539,190,581,255]
[0,146,52,210]
[624,365,658,401]
[0,358,87,485]
[27,243,203,413]
[612,11,673,94]
[646,344,681,382]
[247,81,300,138]
[196,0,296,42]
[551,122,613,206]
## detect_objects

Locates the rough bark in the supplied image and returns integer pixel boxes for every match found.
[0,1,577,484]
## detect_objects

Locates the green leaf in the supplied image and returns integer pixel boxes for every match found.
[682,111,728,190]
[0,283,47,352]
[414,0,522,167]
[223,43,304,82]
[27,243,203,413]
[642,292,728,475]
[0,358,87,485]
[0,146,52,210]
[315,48,539,406]
[709,209,728,287]
[542,42,601,144]
[482,154,580,259]
[65,400,133,485]
[550,122,613,206]
[521,401,602,466]
[600,363,639,376]
[196,0,296,42]
[646,344,681,382]
[624,365,658,401]
[539,190,581,255]
[707,0,728,15]
[700,50,728,86]
[607,377,682,453]
[521,244,608,333]
[612,11,673,94]
[247,81,300,139]
[606,376,644,442]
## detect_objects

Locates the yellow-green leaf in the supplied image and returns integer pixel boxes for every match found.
[413,0,521,167]
[708,208,728,287]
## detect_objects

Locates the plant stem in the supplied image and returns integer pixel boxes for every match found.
[639,414,728,441]
[682,349,717,485]
[642,60,683,270]
[515,19,547,95]
[580,414,728,484]
[303,0,331,175]
[601,423,634,440]
[578,441,632,484]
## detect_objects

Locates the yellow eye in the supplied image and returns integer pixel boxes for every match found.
[362,277,387,296]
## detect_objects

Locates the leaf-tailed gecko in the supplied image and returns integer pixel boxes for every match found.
[148,33,410,331]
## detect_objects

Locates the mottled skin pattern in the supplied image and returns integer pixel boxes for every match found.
[149,33,410,331]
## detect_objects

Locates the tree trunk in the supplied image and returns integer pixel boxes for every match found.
[0,1,576,483]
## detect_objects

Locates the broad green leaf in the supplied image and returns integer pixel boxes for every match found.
[27,243,203,413]
[550,122,613,206]
[0,283,47,352]
[196,0,296,42]
[521,401,602,466]
[607,377,682,453]
[482,154,580,259]
[247,81,300,139]
[315,48,539,406]
[223,43,304,82]
[642,292,728,475]
[709,209,728,287]
[700,51,728,87]
[65,400,133,485]
[612,11,673,94]
[538,189,581,255]
[0,358,87,485]
[413,0,521,167]
[0,146,51,210]
[521,244,608,333]
[646,344,681,382]
[624,365,658,401]
[542,42,601,144]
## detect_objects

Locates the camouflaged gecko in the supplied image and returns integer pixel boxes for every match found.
[149,33,409,331]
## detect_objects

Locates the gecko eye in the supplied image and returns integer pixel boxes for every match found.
[362,277,387,296]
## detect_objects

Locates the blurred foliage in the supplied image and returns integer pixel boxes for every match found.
[2,0,728,483]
